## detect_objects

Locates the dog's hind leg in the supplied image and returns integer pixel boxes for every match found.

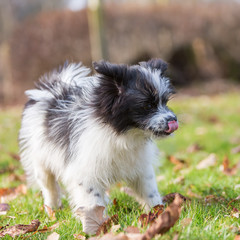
[34,164,62,210]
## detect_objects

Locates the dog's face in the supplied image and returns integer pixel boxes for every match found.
[93,59,178,137]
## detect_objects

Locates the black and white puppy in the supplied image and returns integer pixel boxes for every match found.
[19,59,178,234]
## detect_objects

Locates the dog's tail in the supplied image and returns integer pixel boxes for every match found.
[25,62,91,102]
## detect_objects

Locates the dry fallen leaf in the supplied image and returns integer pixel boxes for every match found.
[96,214,119,236]
[0,203,10,215]
[142,194,183,239]
[91,196,183,240]
[0,165,16,175]
[110,224,121,233]
[113,198,118,206]
[74,233,86,239]
[207,116,220,124]
[44,205,57,220]
[205,195,226,204]
[187,190,202,199]
[168,156,187,171]
[38,221,61,233]
[173,176,185,185]
[139,205,164,227]
[162,193,189,204]
[187,143,202,153]
[46,232,60,240]
[0,184,27,203]
[220,156,239,176]
[8,152,20,161]
[196,154,217,169]
[0,219,40,237]
[124,226,140,234]
[7,173,26,182]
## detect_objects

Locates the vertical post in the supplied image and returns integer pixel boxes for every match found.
[87,0,108,61]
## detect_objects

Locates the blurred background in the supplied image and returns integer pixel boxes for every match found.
[0,0,240,105]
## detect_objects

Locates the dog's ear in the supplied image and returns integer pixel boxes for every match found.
[93,60,129,85]
[140,58,168,74]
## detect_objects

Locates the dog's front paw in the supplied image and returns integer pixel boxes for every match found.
[76,205,107,235]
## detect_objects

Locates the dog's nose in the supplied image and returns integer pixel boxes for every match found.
[165,117,178,133]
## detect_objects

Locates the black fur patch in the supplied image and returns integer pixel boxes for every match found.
[24,99,37,109]
[40,74,85,161]
[92,60,173,134]
[87,187,93,193]
[140,58,168,74]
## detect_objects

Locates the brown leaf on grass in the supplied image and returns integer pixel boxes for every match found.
[138,205,164,227]
[168,156,187,171]
[38,222,61,233]
[207,116,220,123]
[46,232,60,240]
[8,152,20,161]
[110,224,121,233]
[231,145,240,154]
[0,165,16,174]
[187,143,203,153]
[90,196,182,240]
[142,194,183,239]
[205,195,226,204]
[221,156,240,176]
[93,196,183,240]
[187,190,202,199]
[227,195,240,207]
[44,205,57,221]
[7,173,26,182]
[162,193,189,204]
[113,198,118,206]
[74,233,86,240]
[0,219,40,237]
[196,154,217,169]
[0,184,27,203]
[96,214,119,236]
[124,226,140,234]
[0,203,10,215]
[173,176,185,185]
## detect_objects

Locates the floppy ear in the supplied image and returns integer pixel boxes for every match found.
[93,60,129,85]
[140,58,168,74]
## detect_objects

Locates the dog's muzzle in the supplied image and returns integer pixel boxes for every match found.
[165,120,178,133]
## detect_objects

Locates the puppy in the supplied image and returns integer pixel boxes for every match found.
[19,59,178,234]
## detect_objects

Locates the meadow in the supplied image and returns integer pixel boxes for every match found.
[0,92,240,239]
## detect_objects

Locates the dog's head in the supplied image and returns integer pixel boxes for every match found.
[93,59,178,137]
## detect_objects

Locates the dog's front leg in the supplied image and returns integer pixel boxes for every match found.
[127,165,163,210]
[68,182,108,235]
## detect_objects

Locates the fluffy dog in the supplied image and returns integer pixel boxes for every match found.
[19,59,178,234]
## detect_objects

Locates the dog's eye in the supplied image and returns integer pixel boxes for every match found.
[144,103,154,111]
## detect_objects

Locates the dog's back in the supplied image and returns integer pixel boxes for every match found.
[19,63,93,186]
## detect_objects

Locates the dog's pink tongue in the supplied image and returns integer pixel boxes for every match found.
[166,121,178,133]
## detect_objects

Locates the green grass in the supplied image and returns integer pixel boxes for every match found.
[0,93,240,239]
